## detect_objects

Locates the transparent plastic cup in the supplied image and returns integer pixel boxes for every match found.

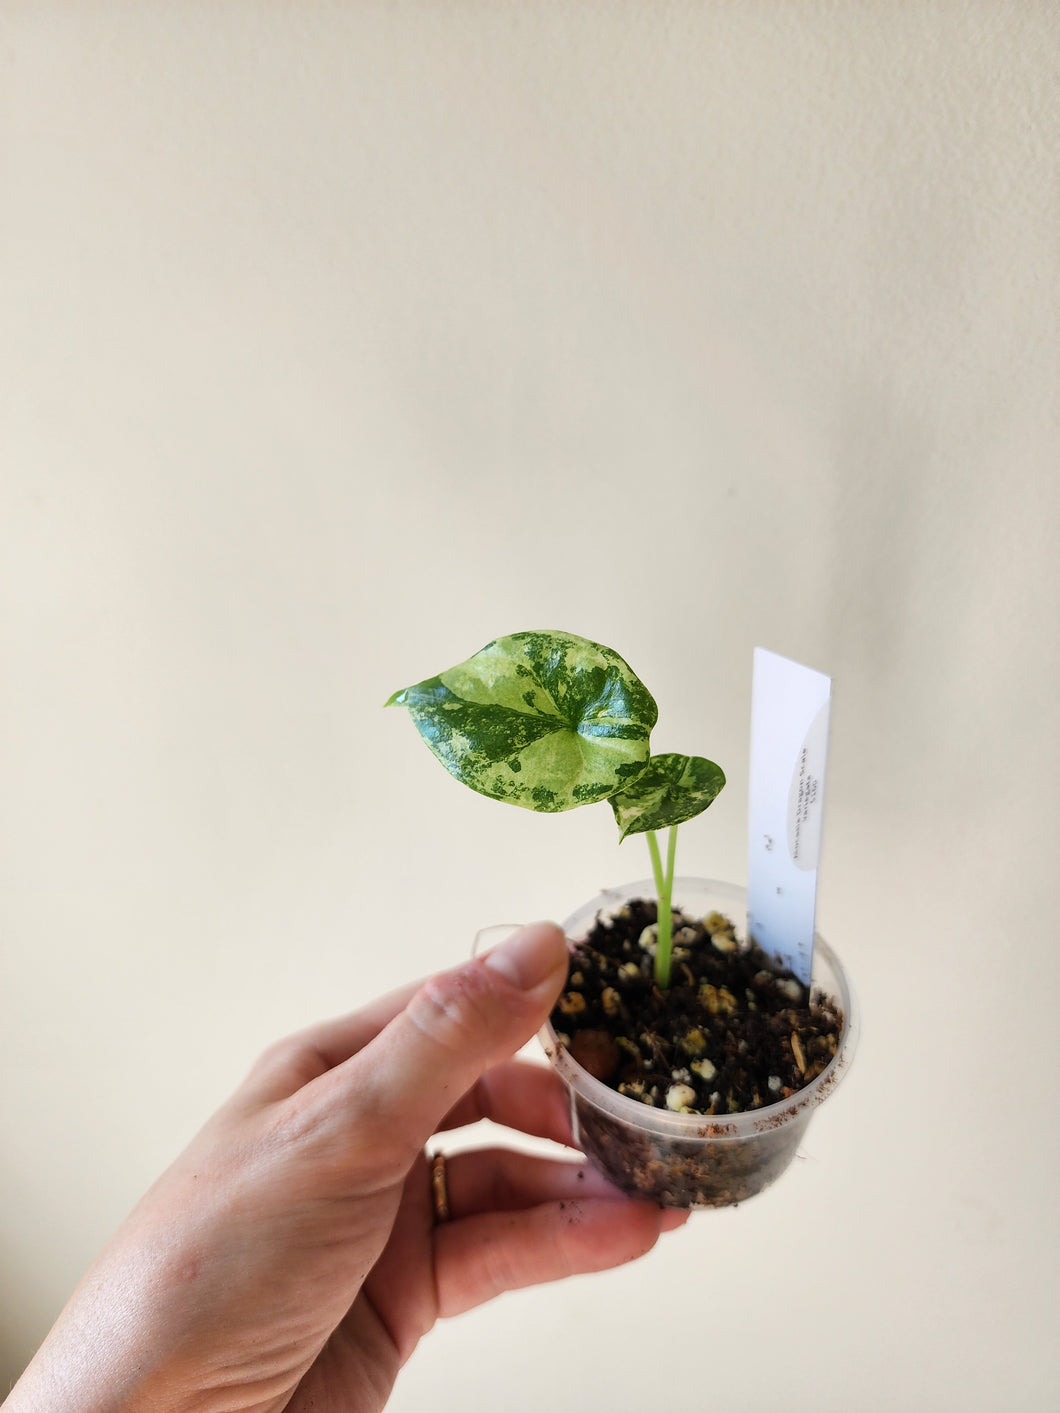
[540,878,858,1208]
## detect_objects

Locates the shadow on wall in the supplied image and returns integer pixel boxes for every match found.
[1,1324,33,1399]
[0,1226,62,1396]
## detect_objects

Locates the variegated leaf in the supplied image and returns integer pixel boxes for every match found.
[609,753,726,840]
[387,630,657,812]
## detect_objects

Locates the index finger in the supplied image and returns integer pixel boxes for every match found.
[236,975,427,1104]
[436,1059,575,1148]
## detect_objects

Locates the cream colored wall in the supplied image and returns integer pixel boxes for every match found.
[2,4,1057,1408]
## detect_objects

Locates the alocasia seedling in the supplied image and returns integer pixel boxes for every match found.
[387,629,725,988]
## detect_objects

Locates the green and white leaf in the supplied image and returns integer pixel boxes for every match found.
[387,630,658,813]
[609,753,726,840]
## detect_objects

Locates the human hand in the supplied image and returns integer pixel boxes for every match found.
[7,922,688,1413]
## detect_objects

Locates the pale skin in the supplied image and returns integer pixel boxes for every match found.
[6,922,689,1413]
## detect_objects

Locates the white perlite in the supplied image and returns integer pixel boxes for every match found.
[666,1083,697,1113]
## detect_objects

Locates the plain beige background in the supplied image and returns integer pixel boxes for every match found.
[2,3,1058,1409]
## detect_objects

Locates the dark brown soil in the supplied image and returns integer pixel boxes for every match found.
[550,896,842,1118]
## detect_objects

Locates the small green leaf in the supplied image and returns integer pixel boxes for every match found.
[388,630,658,812]
[609,753,726,840]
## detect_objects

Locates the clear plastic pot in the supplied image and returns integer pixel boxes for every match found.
[540,878,858,1208]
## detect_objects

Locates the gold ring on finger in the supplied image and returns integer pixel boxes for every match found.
[430,1151,450,1225]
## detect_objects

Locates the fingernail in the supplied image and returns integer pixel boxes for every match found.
[660,1208,692,1232]
[483,920,565,990]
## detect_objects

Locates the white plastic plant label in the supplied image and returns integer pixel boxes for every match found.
[747,648,832,985]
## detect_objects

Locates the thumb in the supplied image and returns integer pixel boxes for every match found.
[338,922,569,1158]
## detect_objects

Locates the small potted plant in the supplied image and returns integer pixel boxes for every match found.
[388,630,856,1207]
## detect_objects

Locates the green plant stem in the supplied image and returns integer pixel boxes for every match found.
[647,827,679,989]
[666,822,678,895]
